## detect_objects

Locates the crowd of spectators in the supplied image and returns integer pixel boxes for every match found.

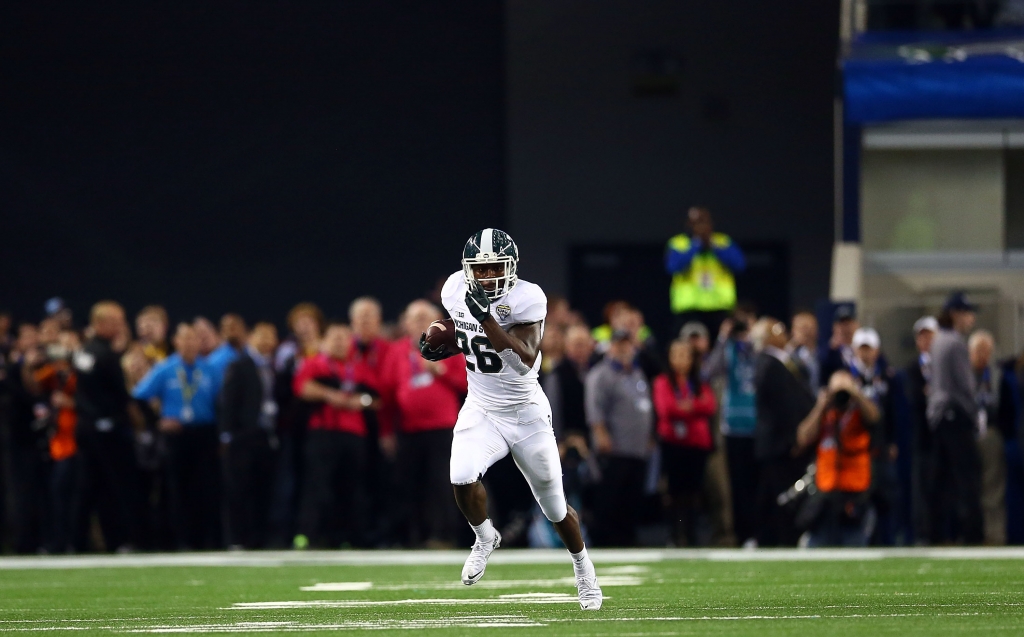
[0,297,472,553]
[1,283,1023,552]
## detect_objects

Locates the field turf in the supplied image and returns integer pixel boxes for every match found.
[1,548,1022,635]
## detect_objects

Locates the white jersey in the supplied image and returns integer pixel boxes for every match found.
[440,270,546,409]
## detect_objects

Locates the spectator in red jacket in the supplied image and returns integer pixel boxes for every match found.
[381,300,468,547]
[350,296,391,392]
[349,296,395,543]
[349,297,391,450]
[291,322,379,549]
[653,338,717,546]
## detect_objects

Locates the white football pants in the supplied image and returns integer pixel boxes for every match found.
[449,392,568,523]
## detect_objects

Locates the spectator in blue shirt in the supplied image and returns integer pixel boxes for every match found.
[705,310,759,546]
[204,314,247,388]
[132,323,221,549]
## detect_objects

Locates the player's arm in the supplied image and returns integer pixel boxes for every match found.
[483,320,542,373]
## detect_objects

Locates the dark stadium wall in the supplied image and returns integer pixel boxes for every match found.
[505,0,839,320]
[3,2,838,330]
[1,2,505,326]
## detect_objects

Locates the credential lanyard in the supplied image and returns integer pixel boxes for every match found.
[673,379,697,401]
[328,359,356,392]
[176,366,202,423]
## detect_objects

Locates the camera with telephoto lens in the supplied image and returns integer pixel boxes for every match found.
[832,389,852,410]
[727,318,750,339]
[778,464,817,508]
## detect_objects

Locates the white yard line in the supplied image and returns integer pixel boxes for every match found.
[0,617,550,633]
[2,547,1024,570]
[228,592,584,609]
[123,617,548,633]
[2,611,994,634]
[299,575,642,591]
[298,582,373,591]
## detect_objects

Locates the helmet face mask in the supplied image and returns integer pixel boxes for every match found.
[462,228,519,301]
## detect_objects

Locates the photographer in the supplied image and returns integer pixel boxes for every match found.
[850,328,900,545]
[796,370,880,547]
[28,329,84,553]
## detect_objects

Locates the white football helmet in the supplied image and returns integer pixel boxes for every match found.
[462,228,519,300]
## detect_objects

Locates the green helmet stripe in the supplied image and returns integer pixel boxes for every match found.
[462,229,520,300]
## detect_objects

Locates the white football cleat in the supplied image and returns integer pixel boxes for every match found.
[575,560,603,610]
[461,530,501,585]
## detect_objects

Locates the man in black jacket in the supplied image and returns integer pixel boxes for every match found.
[5,326,50,553]
[74,301,139,551]
[820,304,858,388]
[220,321,279,549]
[754,317,816,546]
[544,325,595,441]
[543,325,596,533]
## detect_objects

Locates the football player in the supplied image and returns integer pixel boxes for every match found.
[419,228,602,610]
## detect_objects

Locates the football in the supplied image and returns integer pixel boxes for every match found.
[424,317,459,354]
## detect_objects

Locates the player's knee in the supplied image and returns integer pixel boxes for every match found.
[530,471,567,522]
[450,456,482,486]
[526,445,560,483]
[538,494,567,523]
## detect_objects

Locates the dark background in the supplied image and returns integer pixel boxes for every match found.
[1,1,838,331]
[506,0,839,329]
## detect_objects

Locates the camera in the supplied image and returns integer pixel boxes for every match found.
[833,389,852,410]
[727,318,750,339]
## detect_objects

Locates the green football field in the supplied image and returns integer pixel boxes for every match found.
[1,548,1023,635]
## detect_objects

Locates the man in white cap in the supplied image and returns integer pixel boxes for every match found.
[851,327,890,405]
[904,316,938,543]
[851,327,899,544]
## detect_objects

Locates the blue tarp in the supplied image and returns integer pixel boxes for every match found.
[843,30,1024,123]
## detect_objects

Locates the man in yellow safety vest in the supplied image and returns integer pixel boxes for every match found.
[665,207,745,339]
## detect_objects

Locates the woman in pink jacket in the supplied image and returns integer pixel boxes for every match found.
[653,338,717,546]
